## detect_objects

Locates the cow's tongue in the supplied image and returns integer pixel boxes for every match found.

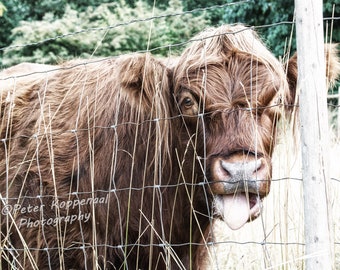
[223,193,250,230]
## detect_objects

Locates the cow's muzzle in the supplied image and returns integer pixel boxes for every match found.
[209,152,271,230]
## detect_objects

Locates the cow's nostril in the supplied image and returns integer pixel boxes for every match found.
[220,160,231,177]
[254,159,263,174]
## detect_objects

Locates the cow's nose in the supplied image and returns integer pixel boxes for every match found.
[220,158,263,182]
[209,153,270,196]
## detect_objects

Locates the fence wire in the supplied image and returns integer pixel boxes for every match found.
[0,1,339,269]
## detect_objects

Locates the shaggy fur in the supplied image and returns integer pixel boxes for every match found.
[286,43,340,106]
[0,53,207,269]
[0,24,338,269]
[172,25,290,202]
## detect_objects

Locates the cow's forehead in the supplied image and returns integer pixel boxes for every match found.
[175,52,286,109]
[175,25,283,70]
[173,24,288,108]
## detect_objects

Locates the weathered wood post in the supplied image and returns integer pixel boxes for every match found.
[295,0,333,269]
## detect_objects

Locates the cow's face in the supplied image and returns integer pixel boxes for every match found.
[173,25,289,230]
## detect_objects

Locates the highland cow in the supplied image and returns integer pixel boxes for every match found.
[0,24,338,269]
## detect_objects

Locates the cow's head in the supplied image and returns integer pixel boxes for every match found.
[173,24,295,230]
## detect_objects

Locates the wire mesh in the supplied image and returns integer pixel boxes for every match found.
[0,1,339,269]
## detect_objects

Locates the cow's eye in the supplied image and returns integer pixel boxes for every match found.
[183,97,193,108]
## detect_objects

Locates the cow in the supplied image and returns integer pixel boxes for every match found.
[0,24,338,269]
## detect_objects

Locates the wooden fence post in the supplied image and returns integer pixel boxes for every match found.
[295,0,333,269]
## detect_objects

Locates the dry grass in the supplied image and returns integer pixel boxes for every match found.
[1,98,339,270]
[1,71,339,269]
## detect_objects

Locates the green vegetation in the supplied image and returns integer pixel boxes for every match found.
[0,0,339,66]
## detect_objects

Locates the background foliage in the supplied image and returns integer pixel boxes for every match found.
[0,0,339,67]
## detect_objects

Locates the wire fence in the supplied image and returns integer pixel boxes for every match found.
[0,1,339,269]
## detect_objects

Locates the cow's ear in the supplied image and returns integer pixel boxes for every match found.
[285,53,298,107]
[118,53,172,111]
[285,44,340,107]
[325,44,340,88]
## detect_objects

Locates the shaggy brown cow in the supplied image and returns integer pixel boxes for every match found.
[0,24,338,269]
